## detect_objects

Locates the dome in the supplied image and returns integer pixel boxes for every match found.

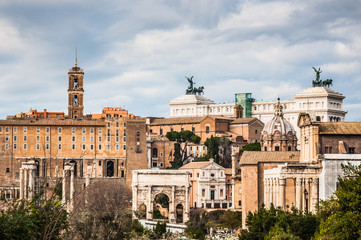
[262,98,295,136]
[261,98,297,151]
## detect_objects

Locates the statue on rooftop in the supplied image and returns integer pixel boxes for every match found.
[312,67,333,88]
[185,76,204,95]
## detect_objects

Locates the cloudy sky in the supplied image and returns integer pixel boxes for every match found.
[0,0,360,120]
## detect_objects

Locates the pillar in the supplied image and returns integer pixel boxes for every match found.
[24,169,28,199]
[185,186,189,223]
[146,186,153,220]
[62,169,66,205]
[20,168,24,199]
[169,186,176,223]
[279,179,286,209]
[274,178,279,207]
[69,167,74,211]
[29,169,34,198]
[311,178,319,213]
[269,178,273,207]
[295,178,302,210]
[264,178,269,208]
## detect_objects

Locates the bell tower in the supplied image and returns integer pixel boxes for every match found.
[68,57,84,119]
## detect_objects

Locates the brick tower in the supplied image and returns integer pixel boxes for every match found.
[68,58,84,119]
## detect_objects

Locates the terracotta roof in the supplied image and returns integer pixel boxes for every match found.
[0,119,105,126]
[180,161,212,169]
[240,151,300,165]
[318,122,361,135]
[150,117,205,126]
[231,117,259,124]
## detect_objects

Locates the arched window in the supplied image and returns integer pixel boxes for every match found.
[152,148,158,158]
[74,77,78,88]
[206,126,210,134]
[106,161,114,177]
[74,95,78,105]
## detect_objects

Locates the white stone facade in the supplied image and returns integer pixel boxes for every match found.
[169,95,235,118]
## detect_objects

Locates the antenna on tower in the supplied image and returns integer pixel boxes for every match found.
[75,47,78,67]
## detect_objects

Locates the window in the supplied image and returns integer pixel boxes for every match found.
[192,126,195,132]
[123,130,126,136]
[36,127,40,133]
[72,136,76,142]
[82,144,86,150]
[90,128,94,134]
[99,161,101,166]
[14,144,17,150]
[202,189,205,197]
[58,127,62,133]
[160,128,163,135]
[72,144,75,150]
[36,136,40,142]
[152,162,157,167]
[98,144,102,150]
[5,135,9,142]
[123,123,126,127]
[181,126,184,131]
[82,136,86,142]
[107,136,110,142]
[82,128,86,133]
[5,143,9,150]
[58,136,62,142]
[23,136,27,141]
[13,127,17,133]
[121,170,125,178]
[46,127,50,133]
[160,163,164,168]
[220,189,224,197]
[0,127,2,132]
[36,144,40,150]
[58,144,62,150]
[98,128,102,134]
[107,129,110,136]
[46,144,49,150]
[275,146,280,151]
[90,136,94,142]
[349,147,355,154]
[116,122,119,127]
[98,136,102,142]
[23,127,27,133]
[6,168,10,173]
[116,144,119,150]
[13,136,17,141]
[238,200,242,206]
[136,145,140,152]
[46,136,50,142]
[24,143,27,150]
[5,127,9,132]
[116,136,119,142]
[206,126,210,134]
[288,146,292,151]
[107,122,110,127]
[72,128,76,133]
[107,144,111,150]
[123,145,126,150]
[116,130,119,136]
[255,129,258,134]
[90,144,94,150]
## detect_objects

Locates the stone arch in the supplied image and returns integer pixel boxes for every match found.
[106,160,114,177]
[138,203,147,219]
[176,204,184,223]
[153,192,170,220]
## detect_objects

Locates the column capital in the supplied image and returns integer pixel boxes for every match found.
[296,177,303,185]
[312,177,319,185]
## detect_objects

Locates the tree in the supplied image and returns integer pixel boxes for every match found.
[316,163,361,240]
[0,186,68,240]
[240,205,319,240]
[240,142,261,153]
[166,130,201,168]
[199,136,232,167]
[65,179,132,240]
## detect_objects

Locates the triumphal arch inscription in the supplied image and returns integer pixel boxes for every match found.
[132,169,191,224]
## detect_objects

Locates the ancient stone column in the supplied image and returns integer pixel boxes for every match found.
[62,169,66,205]
[295,178,302,210]
[69,167,75,211]
[20,168,24,199]
[279,178,286,209]
[274,178,279,207]
[147,186,153,220]
[169,186,176,223]
[24,169,28,199]
[185,186,189,223]
[29,169,34,198]
[264,178,268,208]
[269,178,273,208]
[311,178,319,213]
